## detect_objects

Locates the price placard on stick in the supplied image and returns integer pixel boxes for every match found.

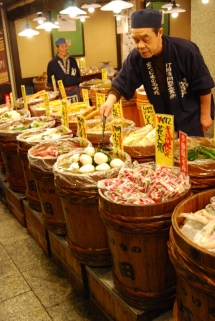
[61,99,69,128]
[112,100,123,118]
[111,123,124,158]
[155,114,174,166]
[179,131,188,177]
[57,80,67,100]
[21,85,28,110]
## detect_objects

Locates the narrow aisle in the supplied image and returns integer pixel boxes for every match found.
[0,200,107,321]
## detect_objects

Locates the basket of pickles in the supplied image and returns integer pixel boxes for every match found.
[174,136,215,192]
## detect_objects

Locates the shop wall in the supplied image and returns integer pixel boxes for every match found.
[191,0,215,98]
[169,0,191,40]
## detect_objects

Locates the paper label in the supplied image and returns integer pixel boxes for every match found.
[111,123,124,158]
[77,115,87,146]
[57,80,67,99]
[96,93,106,110]
[112,100,123,118]
[21,85,28,110]
[51,75,57,92]
[76,57,86,68]
[44,92,50,118]
[10,92,14,109]
[102,69,108,81]
[82,88,89,106]
[155,114,174,166]
[61,99,69,128]
[179,131,188,176]
[140,104,155,126]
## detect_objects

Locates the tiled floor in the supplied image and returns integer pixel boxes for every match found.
[0,199,173,321]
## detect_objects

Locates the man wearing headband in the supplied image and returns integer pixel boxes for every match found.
[47,37,82,102]
[100,9,214,136]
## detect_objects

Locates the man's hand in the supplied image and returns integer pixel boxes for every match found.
[99,94,117,118]
[200,115,213,133]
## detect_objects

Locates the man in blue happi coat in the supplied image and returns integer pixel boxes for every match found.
[100,9,215,136]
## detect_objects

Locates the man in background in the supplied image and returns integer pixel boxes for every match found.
[47,37,82,102]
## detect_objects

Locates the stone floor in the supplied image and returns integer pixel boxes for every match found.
[0,199,174,321]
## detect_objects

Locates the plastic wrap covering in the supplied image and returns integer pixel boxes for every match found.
[0,117,55,138]
[16,91,59,109]
[110,125,155,163]
[86,117,135,146]
[174,136,215,192]
[53,149,132,190]
[0,105,11,114]
[28,138,92,173]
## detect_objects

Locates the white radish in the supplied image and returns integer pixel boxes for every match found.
[79,154,93,165]
[96,163,111,171]
[110,158,124,168]
[94,152,108,165]
[79,164,95,173]
[83,146,95,157]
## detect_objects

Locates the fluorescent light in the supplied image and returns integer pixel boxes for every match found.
[101,0,133,13]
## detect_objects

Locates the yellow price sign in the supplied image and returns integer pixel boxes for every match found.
[155,114,174,167]
[96,93,106,110]
[77,115,87,146]
[21,85,28,110]
[10,92,14,109]
[111,123,124,158]
[44,92,50,118]
[102,69,108,81]
[82,88,89,106]
[76,57,86,68]
[140,104,155,126]
[112,100,123,118]
[61,99,69,128]
[51,75,57,92]
[57,80,67,100]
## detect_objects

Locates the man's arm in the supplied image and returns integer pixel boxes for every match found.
[200,92,213,133]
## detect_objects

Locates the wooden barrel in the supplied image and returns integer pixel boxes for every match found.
[53,150,132,266]
[16,119,55,211]
[98,187,191,310]
[168,189,215,321]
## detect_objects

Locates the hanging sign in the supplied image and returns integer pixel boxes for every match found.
[57,80,67,99]
[0,33,9,84]
[61,99,69,128]
[96,93,106,110]
[112,100,123,118]
[155,114,174,166]
[21,85,28,110]
[111,123,124,158]
[140,104,155,127]
[179,131,188,177]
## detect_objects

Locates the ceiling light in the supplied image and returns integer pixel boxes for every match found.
[114,14,124,21]
[81,3,101,13]
[161,1,180,9]
[75,15,90,22]
[202,0,209,3]
[171,12,178,18]
[36,21,59,32]
[18,23,39,37]
[60,1,87,19]
[101,0,133,14]
[33,12,46,25]
[18,0,39,37]
[163,1,185,14]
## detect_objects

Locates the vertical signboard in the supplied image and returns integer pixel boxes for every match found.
[0,31,9,84]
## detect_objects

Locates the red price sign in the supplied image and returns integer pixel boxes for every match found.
[179,131,188,177]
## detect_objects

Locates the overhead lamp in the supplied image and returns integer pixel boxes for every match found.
[60,1,87,18]
[33,12,46,25]
[163,1,185,15]
[36,21,59,32]
[161,1,180,9]
[101,0,133,14]
[81,3,101,13]
[18,0,39,37]
[75,15,90,22]
[202,0,209,3]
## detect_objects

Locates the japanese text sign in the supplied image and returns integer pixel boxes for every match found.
[155,114,174,166]
[96,93,106,110]
[21,85,28,111]
[77,115,87,146]
[57,80,67,99]
[44,92,50,119]
[102,69,108,81]
[10,92,14,109]
[179,131,188,177]
[140,104,155,127]
[111,123,124,158]
[61,99,69,128]
[82,88,89,106]
[0,35,9,84]
[51,75,57,92]
[112,100,123,118]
